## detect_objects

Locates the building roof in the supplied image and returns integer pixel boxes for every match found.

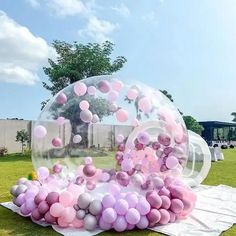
[199,121,236,128]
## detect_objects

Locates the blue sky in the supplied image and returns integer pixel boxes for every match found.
[0,0,236,122]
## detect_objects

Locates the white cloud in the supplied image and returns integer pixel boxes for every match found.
[25,0,40,8]
[0,11,54,85]
[112,3,130,17]
[78,16,118,42]
[48,0,89,17]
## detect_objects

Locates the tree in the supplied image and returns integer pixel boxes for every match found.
[231,112,236,122]
[16,130,30,153]
[160,90,174,102]
[42,40,127,147]
[43,40,126,97]
[183,116,204,135]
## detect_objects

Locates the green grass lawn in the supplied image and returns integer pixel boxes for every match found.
[0,149,236,235]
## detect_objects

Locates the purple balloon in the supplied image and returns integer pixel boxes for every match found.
[116,171,130,187]
[136,198,151,215]
[99,217,112,230]
[44,211,56,224]
[125,208,140,225]
[46,192,59,205]
[37,167,49,181]
[114,199,129,215]
[102,208,117,224]
[113,216,127,232]
[136,215,149,229]
[20,203,31,216]
[56,92,67,104]
[125,193,138,208]
[25,198,37,212]
[80,110,93,123]
[38,201,49,215]
[102,194,116,208]
[14,193,25,207]
[34,191,48,205]
[31,208,43,221]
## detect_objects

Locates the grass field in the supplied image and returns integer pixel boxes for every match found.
[0,149,236,236]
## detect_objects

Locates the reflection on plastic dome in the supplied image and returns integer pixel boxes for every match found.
[183,130,211,187]
[32,75,189,177]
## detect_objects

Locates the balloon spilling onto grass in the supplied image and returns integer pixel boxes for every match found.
[10,75,196,232]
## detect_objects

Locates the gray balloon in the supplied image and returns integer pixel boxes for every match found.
[89,200,102,216]
[10,185,18,196]
[84,214,97,231]
[76,209,86,219]
[78,193,92,209]
[15,184,27,196]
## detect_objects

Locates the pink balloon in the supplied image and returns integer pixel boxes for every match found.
[170,199,184,214]
[116,109,129,122]
[50,202,64,217]
[165,156,179,169]
[112,80,123,92]
[57,216,68,227]
[125,194,138,208]
[107,91,119,102]
[56,92,67,105]
[79,100,90,110]
[59,191,74,207]
[87,86,96,96]
[61,207,76,223]
[72,218,84,228]
[127,88,138,100]
[159,209,170,225]
[56,117,65,126]
[138,97,152,113]
[34,125,47,139]
[74,82,87,96]
[52,137,62,147]
[67,184,82,198]
[102,194,116,208]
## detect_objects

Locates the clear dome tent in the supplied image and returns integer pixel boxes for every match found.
[32,75,211,187]
[32,75,189,178]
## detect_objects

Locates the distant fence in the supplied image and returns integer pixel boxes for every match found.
[0,119,133,154]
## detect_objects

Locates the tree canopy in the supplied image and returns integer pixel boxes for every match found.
[231,112,236,122]
[183,115,204,135]
[43,40,127,96]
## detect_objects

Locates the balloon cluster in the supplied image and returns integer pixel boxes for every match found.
[10,76,197,232]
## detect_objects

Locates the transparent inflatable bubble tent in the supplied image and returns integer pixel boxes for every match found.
[32,75,211,187]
